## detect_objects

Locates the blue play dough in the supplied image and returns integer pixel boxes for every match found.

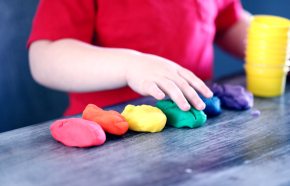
[199,95,222,117]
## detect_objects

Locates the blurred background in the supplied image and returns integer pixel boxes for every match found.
[0,0,289,132]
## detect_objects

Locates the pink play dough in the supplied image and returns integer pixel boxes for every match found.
[50,118,106,147]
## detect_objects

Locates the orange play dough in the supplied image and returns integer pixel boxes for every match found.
[82,104,129,135]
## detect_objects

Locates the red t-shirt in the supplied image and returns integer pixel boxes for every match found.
[28,0,243,115]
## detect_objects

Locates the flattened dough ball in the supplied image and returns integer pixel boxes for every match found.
[121,104,167,132]
[50,118,106,148]
[83,104,129,135]
[156,99,207,128]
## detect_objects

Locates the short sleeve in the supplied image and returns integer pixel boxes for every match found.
[27,0,95,47]
[215,0,243,33]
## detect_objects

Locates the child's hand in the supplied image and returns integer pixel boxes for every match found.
[126,53,213,111]
[29,39,212,111]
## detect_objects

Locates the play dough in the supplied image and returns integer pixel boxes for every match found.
[121,105,167,132]
[212,83,253,110]
[156,99,207,128]
[50,118,106,148]
[251,109,261,117]
[199,94,222,117]
[82,104,129,135]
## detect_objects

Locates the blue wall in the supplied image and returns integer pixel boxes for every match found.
[214,0,290,79]
[0,0,68,132]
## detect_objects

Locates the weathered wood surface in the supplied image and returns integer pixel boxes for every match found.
[1,75,290,186]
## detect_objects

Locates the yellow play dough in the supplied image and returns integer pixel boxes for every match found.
[121,104,167,133]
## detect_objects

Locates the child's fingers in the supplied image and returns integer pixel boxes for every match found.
[179,68,213,98]
[143,81,165,100]
[156,78,190,111]
[172,75,205,110]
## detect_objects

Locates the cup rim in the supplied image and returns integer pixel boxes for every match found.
[244,63,290,68]
[246,45,289,50]
[246,56,290,61]
[247,41,290,45]
[246,48,290,53]
[248,26,290,32]
[244,64,290,72]
[248,26,290,31]
[251,15,290,28]
[246,50,290,55]
[247,37,290,43]
[245,57,289,62]
[245,51,290,57]
[247,33,290,38]
[247,42,290,47]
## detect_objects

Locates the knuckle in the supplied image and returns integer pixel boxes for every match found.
[192,80,203,88]
[164,80,175,89]
[179,80,189,89]
[146,81,155,90]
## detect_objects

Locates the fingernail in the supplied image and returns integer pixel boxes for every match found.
[198,103,206,110]
[183,103,191,111]
[207,91,213,98]
[158,93,165,99]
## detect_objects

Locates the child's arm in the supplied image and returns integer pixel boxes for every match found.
[29,39,213,111]
[216,10,252,58]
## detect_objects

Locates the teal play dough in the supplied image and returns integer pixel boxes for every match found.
[156,99,207,128]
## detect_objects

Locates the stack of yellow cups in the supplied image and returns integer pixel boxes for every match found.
[245,15,290,97]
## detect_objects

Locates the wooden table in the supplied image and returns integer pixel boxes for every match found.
[1,75,290,186]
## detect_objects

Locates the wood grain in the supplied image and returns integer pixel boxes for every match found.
[1,75,290,186]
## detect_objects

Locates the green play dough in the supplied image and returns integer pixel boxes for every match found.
[156,99,207,128]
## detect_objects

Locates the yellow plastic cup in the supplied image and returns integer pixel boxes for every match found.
[247,29,289,39]
[251,15,290,28]
[246,49,289,58]
[247,40,289,50]
[247,35,289,44]
[246,44,289,52]
[247,40,289,46]
[244,63,290,68]
[246,15,290,51]
[248,26,290,35]
[245,58,288,66]
[246,44,290,54]
[246,74,287,97]
[247,38,290,46]
[245,57,289,66]
[245,52,289,64]
[244,64,289,97]
[247,30,289,39]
